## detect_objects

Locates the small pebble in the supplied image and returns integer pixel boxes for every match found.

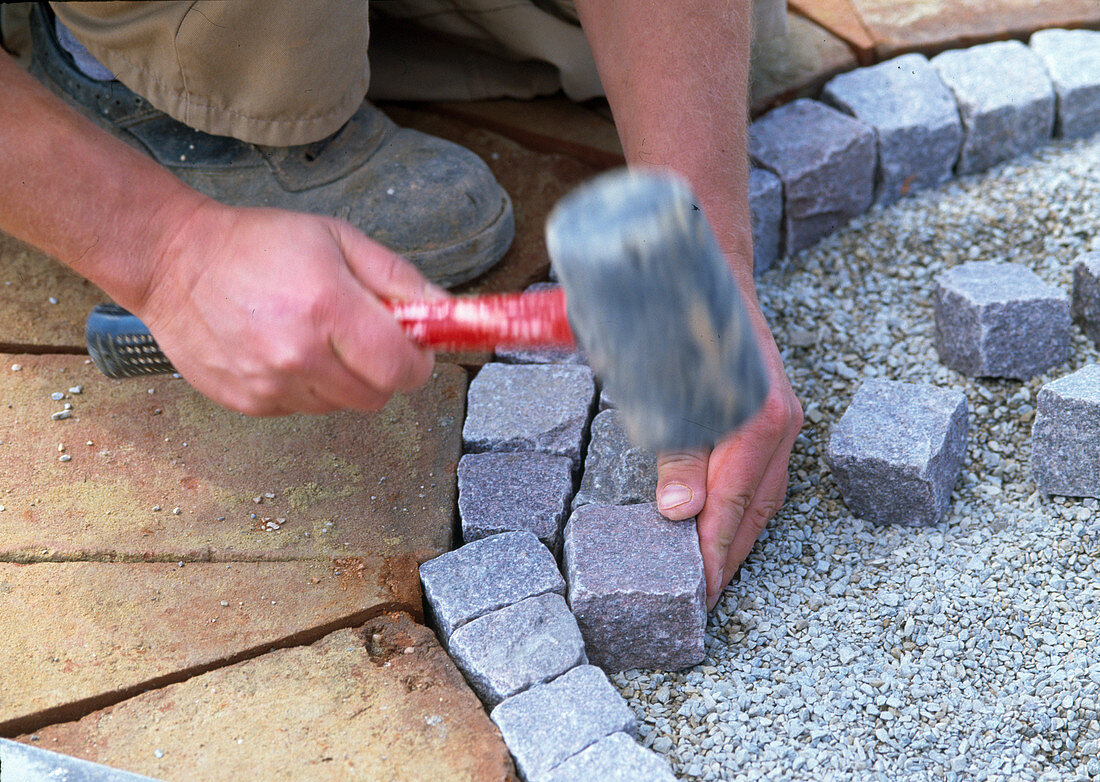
[50,411,71,421]
[10,364,20,371]
[50,392,64,401]
[58,455,71,462]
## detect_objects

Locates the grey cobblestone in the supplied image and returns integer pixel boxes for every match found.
[494,284,588,366]
[749,99,876,255]
[1031,365,1100,498]
[1030,28,1100,140]
[542,732,677,782]
[447,593,587,708]
[490,665,637,781]
[933,260,1070,380]
[823,53,962,206]
[827,379,968,527]
[1072,252,1100,348]
[564,503,705,671]
[419,531,565,643]
[572,409,656,510]
[932,40,1055,175]
[749,167,783,275]
[463,363,596,469]
[458,452,574,555]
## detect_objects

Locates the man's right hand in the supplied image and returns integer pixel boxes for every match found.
[137,202,442,416]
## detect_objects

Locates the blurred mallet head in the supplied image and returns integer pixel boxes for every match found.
[546,168,769,451]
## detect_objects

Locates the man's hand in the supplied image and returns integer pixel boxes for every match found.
[655,303,803,609]
[139,202,440,416]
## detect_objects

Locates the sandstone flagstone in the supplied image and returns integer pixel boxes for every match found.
[750,13,858,116]
[0,355,464,563]
[848,0,1100,61]
[16,615,516,782]
[0,559,419,736]
[0,231,105,350]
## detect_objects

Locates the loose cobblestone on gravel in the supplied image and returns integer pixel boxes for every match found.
[613,133,1100,781]
[1031,364,1100,499]
[826,379,968,527]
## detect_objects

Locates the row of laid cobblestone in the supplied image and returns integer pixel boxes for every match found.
[419,529,678,780]
[418,306,707,779]
[747,28,1100,274]
[827,249,1100,528]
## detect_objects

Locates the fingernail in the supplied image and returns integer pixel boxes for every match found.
[658,483,693,512]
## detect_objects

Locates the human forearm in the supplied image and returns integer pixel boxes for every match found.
[0,51,208,312]
[574,0,754,290]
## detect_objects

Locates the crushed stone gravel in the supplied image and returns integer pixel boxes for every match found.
[612,134,1100,781]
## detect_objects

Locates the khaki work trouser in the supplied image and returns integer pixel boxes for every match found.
[3,1,787,146]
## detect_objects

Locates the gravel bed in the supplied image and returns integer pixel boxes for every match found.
[611,134,1100,780]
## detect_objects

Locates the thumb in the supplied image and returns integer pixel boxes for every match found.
[655,448,709,520]
[331,220,448,302]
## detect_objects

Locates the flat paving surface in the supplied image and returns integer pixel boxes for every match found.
[0,355,464,564]
[17,615,516,782]
[0,560,419,736]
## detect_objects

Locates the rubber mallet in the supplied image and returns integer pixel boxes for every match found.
[86,169,769,451]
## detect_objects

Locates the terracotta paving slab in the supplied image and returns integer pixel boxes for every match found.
[0,560,418,736]
[848,0,1100,60]
[788,0,875,64]
[385,105,599,298]
[0,355,464,563]
[0,231,104,350]
[17,615,517,782]
[750,12,859,116]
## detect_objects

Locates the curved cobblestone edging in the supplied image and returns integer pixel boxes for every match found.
[418,26,1100,782]
[749,28,1100,276]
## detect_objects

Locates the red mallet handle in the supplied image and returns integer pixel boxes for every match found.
[385,288,575,351]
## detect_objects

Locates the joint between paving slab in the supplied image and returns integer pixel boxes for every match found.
[0,344,86,356]
[0,605,423,739]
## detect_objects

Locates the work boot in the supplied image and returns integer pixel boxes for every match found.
[27,5,513,288]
